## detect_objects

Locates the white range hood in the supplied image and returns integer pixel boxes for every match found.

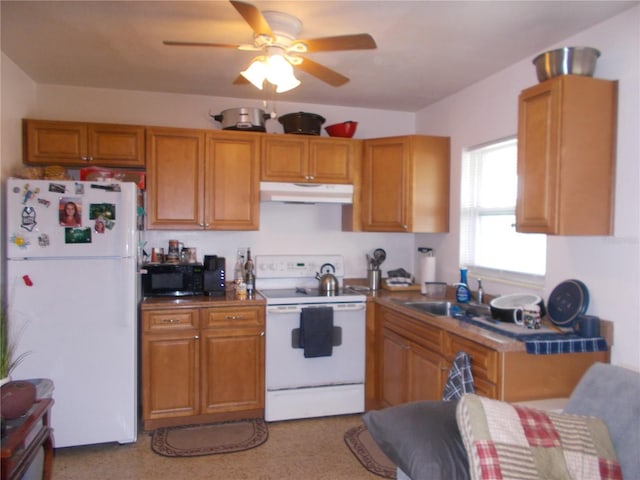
[260,182,353,204]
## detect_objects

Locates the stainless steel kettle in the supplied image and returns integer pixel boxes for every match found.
[316,263,339,294]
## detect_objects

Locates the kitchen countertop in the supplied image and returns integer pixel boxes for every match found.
[344,278,613,353]
[140,290,266,310]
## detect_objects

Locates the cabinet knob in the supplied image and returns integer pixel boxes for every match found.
[194,335,199,340]
[162,318,180,324]
[260,331,265,336]
[225,315,242,320]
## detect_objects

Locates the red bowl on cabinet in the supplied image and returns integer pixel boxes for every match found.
[325,121,358,138]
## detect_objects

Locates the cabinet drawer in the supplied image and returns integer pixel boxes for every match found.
[382,308,443,352]
[202,306,264,329]
[446,334,498,384]
[143,309,199,332]
[473,377,498,399]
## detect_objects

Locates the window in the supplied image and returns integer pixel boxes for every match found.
[460,137,546,286]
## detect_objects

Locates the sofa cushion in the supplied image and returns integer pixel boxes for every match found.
[563,362,640,479]
[363,400,469,480]
[456,393,621,480]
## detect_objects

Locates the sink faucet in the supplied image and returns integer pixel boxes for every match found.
[476,279,484,304]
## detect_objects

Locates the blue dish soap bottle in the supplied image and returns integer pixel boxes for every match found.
[455,268,471,303]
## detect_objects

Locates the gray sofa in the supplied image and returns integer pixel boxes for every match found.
[363,362,640,479]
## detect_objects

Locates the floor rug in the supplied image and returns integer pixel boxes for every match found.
[151,418,268,457]
[344,424,396,479]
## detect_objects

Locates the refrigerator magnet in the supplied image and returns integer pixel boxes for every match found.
[21,206,37,231]
[38,233,50,247]
[10,234,30,248]
[94,218,106,234]
[49,183,66,194]
[74,182,85,195]
[59,198,82,227]
[21,184,40,204]
[64,227,92,244]
[89,203,116,221]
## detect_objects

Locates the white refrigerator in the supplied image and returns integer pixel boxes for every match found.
[5,178,138,448]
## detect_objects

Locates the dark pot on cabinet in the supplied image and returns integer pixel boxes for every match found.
[279,112,326,135]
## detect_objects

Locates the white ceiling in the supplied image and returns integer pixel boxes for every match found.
[1,1,637,112]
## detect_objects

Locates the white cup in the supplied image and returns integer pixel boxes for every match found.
[514,303,541,328]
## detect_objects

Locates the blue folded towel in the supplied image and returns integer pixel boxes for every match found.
[300,307,334,358]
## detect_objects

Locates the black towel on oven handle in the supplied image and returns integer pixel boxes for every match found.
[300,307,334,358]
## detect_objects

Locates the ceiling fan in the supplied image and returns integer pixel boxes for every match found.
[163,0,377,91]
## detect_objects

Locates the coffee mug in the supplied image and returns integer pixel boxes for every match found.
[573,314,600,337]
[151,247,164,263]
[513,303,541,328]
[181,247,197,264]
[168,240,183,255]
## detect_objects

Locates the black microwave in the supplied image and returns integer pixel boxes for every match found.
[141,264,204,297]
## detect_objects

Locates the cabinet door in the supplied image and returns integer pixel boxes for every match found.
[516,82,559,233]
[146,128,205,229]
[204,132,260,230]
[362,138,407,231]
[517,76,616,235]
[408,342,446,402]
[24,120,88,165]
[261,136,308,181]
[142,332,200,422]
[308,138,354,183]
[88,124,145,167]
[380,328,409,406]
[200,326,265,414]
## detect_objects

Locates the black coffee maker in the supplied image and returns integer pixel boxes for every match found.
[203,255,225,297]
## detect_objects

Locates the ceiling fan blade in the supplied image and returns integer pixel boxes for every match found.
[230,0,274,38]
[292,34,377,53]
[233,74,250,85]
[163,40,241,48]
[296,57,349,87]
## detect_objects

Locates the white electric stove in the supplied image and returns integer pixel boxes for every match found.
[255,255,366,422]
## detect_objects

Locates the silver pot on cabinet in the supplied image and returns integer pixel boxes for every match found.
[211,107,271,132]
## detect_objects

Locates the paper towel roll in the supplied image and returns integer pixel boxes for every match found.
[419,255,437,293]
[423,256,436,282]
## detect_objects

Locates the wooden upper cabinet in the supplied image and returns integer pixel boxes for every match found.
[361,135,450,232]
[146,128,260,230]
[516,76,617,235]
[146,127,205,229]
[261,135,356,184]
[204,132,260,230]
[23,119,145,167]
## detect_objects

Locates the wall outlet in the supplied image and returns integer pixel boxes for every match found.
[236,247,247,260]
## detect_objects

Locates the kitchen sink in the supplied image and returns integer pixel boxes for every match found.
[399,300,492,318]
[400,301,456,317]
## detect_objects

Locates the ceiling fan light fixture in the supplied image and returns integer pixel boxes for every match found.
[266,54,300,92]
[240,57,267,89]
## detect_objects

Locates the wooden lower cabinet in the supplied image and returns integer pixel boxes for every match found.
[381,328,446,406]
[375,304,609,407]
[200,307,265,415]
[377,305,447,407]
[142,305,265,430]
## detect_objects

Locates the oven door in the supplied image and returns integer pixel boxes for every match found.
[265,302,366,390]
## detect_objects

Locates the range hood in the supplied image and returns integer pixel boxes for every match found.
[260,182,353,204]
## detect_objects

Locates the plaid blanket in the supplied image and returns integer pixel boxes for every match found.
[457,394,622,480]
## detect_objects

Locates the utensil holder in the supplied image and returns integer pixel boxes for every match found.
[368,269,381,291]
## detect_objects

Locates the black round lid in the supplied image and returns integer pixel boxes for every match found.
[547,279,590,327]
